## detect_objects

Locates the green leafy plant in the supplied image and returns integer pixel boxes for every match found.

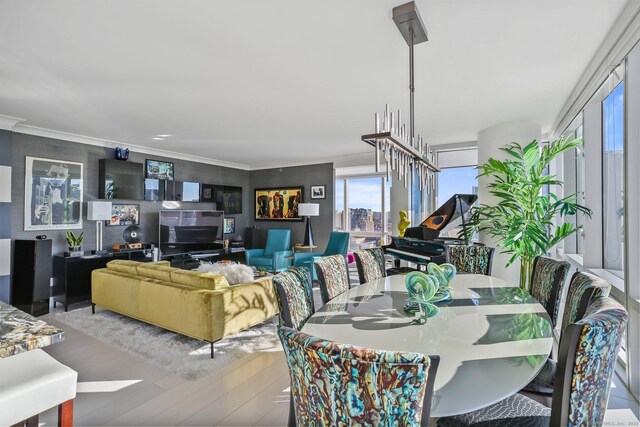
[463,137,591,290]
[65,231,84,250]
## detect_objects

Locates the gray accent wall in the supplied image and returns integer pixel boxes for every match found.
[8,133,336,276]
[248,163,335,250]
[11,132,252,258]
[0,130,12,302]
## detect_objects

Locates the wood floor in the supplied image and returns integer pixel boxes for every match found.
[39,309,291,426]
[37,302,640,427]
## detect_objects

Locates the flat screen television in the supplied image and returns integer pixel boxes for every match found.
[159,209,224,257]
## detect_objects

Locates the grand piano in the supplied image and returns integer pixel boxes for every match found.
[384,194,477,267]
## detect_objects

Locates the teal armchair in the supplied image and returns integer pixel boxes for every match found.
[294,231,349,280]
[245,229,293,272]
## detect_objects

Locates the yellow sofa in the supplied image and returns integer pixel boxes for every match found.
[91,260,278,357]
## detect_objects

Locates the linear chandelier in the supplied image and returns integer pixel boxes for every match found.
[361,1,439,190]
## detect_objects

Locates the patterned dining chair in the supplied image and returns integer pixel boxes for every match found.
[314,254,351,305]
[530,256,570,327]
[279,325,440,426]
[272,267,315,330]
[446,244,495,275]
[353,247,386,284]
[437,295,628,427]
[522,271,613,395]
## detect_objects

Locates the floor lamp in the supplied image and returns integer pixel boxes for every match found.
[298,203,319,246]
[87,201,112,254]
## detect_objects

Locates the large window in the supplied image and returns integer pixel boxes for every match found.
[436,166,478,208]
[335,176,390,250]
[602,81,625,278]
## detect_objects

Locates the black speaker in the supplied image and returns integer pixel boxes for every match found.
[12,239,52,316]
[244,227,260,249]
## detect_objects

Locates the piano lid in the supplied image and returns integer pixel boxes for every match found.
[420,194,477,231]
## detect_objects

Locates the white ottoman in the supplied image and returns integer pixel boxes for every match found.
[0,349,77,426]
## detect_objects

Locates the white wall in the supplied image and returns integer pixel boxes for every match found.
[477,121,542,284]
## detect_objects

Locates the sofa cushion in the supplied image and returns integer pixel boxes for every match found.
[106,260,170,275]
[170,270,230,290]
[106,260,141,275]
[136,264,176,282]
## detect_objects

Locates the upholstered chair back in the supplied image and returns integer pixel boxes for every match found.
[561,271,611,331]
[354,248,386,284]
[324,231,350,256]
[263,229,291,256]
[530,256,570,326]
[551,296,627,427]
[446,245,495,275]
[314,254,351,305]
[278,325,440,426]
[272,267,314,330]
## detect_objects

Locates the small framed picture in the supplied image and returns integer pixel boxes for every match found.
[145,159,174,181]
[311,185,326,199]
[107,204,140,226]
[223,217,236,234]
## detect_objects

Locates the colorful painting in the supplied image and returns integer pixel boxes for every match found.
[145,159,174,180]
[107,204,140,226]
[24,156,83,231]
[255,187,303,221]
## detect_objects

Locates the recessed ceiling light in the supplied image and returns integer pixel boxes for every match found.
[152,137,164,140]
[157,134,172,138]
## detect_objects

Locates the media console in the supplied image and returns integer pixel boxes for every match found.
[52,248,154,311]
[164,247,246,270]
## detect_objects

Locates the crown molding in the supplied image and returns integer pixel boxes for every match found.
[552,0,640,137]
[0,114,25,131]
[11,124,252,171]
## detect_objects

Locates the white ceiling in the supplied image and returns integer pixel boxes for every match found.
[0,0,628,169]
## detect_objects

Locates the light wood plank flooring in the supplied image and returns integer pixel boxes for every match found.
[36,303,639,426]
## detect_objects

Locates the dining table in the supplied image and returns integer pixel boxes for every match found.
[301,273,554,418]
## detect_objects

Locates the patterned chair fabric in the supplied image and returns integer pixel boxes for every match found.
[278,325,439,426]
[272,267,315,330]
[530,256,570,327]
[354,248,386,284]
[524,272,611,396]
[446,245,495,275]
[561,271,611,331]
[314,254,351,305]
[437,296,628,427]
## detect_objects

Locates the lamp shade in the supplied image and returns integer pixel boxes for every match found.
[87,201,113,221]
[298,203,319,217]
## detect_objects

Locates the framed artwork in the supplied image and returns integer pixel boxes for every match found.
[255,187,303,221]
[145,159,174,180]
[24,156,83,231]
[107,203,140,226]
[311,185,326,199]
[223,217,236,234]
[223,186,242,214]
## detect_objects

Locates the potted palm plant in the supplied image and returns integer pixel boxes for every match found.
[463,137,591,290]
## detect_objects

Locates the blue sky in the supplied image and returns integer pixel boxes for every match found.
[437,166,478,206]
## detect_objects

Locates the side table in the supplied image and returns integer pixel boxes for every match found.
[293,244,317,253]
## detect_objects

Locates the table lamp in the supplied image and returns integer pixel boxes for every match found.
[87,201,112,253]
[298,203,319,246]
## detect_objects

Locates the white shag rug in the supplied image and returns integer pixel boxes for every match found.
[50,307,281,381]
[195,261,255,285]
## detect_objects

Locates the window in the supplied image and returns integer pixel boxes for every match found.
[436,166,478,208]
[334,176,390,250]
[335,178,345,231]
[602,81,625,279]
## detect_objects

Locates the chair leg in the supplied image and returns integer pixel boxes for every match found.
[58,399,73,427]
[288,391,296,426]
[91,303,95,314]
[210,342,214,359]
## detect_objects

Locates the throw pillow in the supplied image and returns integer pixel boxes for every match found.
[195,262,255,285]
